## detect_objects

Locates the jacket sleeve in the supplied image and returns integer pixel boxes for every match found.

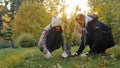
[38,24,52,51]
[77,39,85,55]
[38,30,48,51]
[77,30,86,55]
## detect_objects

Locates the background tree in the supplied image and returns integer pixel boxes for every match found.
[12,1,51,41]
[12,0,120,45]
[43,0,80,46]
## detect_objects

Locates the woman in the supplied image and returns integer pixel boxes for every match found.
[75,14,115,56]
[38,16,76,59]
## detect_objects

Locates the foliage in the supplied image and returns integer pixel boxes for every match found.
[0,0,120,68]
[89,0,120,44]
[12,2,51,41]
[12,0,120,45]
[15,33,37,47]
[43,0,80,45]
[12,0,80,46]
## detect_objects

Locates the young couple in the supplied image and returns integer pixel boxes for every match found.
[38,14,115,59]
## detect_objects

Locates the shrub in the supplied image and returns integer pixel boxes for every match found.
[12,2,51,41]
[15,33,37,47]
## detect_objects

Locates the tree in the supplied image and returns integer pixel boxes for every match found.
[40,0,80,45]
[12,2,51,41]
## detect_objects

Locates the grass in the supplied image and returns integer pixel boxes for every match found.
[0,45,120,68]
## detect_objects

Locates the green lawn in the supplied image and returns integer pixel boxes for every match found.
[0,45,120,68]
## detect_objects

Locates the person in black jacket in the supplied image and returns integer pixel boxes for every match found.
[75,14,115,56]
[38,16,76,59]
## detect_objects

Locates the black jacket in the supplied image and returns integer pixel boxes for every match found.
[77,19,115,55]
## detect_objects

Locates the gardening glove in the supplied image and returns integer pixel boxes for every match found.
[45,51,52,59]
[80,52,89,57]
[61,52,68,58]
[43,50,52,59]
[71,52,78,56]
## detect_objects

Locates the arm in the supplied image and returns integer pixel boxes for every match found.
[77,36,86,55]
[77,29,86,55]
[38,24,52,51]
[38,30,48,51]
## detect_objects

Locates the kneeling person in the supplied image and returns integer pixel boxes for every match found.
[38,16,76,59]
[75,14,115,56]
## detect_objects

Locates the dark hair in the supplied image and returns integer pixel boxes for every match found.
[46,26,63,52]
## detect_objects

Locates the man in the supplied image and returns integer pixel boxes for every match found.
[75,14,115,56]
[38,16,76,59]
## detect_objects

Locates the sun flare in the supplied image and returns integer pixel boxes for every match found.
[57,0,91,19]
